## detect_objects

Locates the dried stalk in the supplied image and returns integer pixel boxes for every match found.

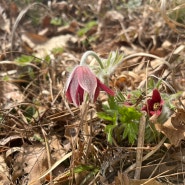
[134,112,146,179]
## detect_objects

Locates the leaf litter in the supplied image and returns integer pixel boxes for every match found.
[0,0,185,184]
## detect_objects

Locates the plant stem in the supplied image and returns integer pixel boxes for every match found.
[80,50,104,69]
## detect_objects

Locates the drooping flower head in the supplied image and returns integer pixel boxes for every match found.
[142,89,164,116]
[65,65,114,107]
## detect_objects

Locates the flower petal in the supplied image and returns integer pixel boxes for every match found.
[152,89,161,102]
[150,109,162,116]
[97,79,115,96]
[160,99,164,106]
[148,99,155,109]
[77,66,97,101]
[75,85,84,106]
[66,89,72,103]
[142,99,154,115]
[65,66,78,91]
[94,87,100,102]
[69,75,81,106]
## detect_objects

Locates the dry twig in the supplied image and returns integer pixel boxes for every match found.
[134,112,146,179]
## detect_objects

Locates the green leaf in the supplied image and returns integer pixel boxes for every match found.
[101,50,124,75]
[97,112,115,122]
[98,96,142,145]
[50,17,62,26]
[16,55,41,66]
[127,122,138,144]
[16,55,34,65]
[122,126,129,139]
[105,124,117,144]
[44,55,51,64]
[115,91,126,103]
[145,123,159,143]
[118,106,141,144]
[52,47,64,55]
[77,21,97,37]
[108,96,118,110]
[74,165,98,173]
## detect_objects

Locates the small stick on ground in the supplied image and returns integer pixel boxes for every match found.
[125,136,167,174]
[134,112,146,179]
[41,127,53,185]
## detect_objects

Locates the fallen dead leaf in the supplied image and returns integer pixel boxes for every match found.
[49,136,67,177]
[0,155,10,185]
[21,33,77,58]
[0,81,24,108]
[11,144,48,185]
[171,108,185,130]
[155,112,185,147]
[22,32,48,45]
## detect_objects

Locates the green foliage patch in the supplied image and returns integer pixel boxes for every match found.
[98,96,141,145]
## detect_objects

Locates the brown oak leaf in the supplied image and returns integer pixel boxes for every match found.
[171,108,185,130]
[155,112,185,147]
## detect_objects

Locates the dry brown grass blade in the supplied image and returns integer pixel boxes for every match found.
[0,60,40,69]
[141,169,173,185]
[11,2,51,56]
[41,128,53,185]
[121,52,172,71]
[160,0,185,36]
[28,151,72,185]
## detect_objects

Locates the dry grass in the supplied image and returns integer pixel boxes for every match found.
[0,0,185,184]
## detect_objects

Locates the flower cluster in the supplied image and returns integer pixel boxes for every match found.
[64,51,165,121]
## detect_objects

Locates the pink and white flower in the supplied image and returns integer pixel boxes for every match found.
[65,65,114,106]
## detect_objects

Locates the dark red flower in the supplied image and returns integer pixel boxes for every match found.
[65,65,114,106]
[142,89,164,116]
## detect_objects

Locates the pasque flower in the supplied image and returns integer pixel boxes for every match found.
[142,89,164,116]
[65,65,114,107]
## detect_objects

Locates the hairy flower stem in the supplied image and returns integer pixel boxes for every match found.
[79,51,111,85]
[80,50,104,69]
